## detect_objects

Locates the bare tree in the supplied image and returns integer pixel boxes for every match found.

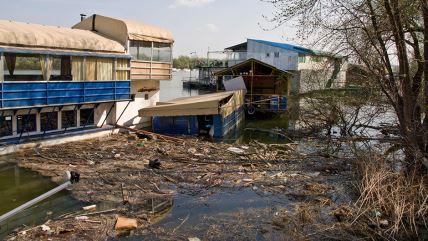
[263,0,427,171]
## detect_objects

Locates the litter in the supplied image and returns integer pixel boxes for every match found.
[227,147,245,154]
[115,217,138,231]
[82,205,96,211]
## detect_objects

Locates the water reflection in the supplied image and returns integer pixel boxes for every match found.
[0,162,82,239]
[160,70,200,101]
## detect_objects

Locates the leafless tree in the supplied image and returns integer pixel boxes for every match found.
[263,0,428,171]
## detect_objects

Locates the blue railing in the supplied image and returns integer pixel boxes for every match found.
[0,80,131,109]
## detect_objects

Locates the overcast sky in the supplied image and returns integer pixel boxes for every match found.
[2,0,297,57]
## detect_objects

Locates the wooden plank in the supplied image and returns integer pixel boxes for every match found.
[151,69,171,75]
[116,124,182,143]
[131,68,151,75]
[152,63,171,69]
[0,53,4,82]
[131,61,151,68]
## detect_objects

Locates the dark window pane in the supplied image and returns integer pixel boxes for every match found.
[152,42,171,62]
[41,112,58,131]
[80,109,94,126]
[130,41,139,60]
[17,114,37,133]
[61,110,77,128]
[138,41,152,61]
[0,116,13,137]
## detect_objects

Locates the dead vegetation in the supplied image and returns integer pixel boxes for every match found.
[351,158,428,240]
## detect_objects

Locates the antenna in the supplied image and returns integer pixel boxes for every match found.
[80,14,87,22]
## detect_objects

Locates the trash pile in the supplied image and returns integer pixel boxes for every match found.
[5,133,357,240]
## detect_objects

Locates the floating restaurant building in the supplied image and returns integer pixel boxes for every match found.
[0,14,173,150]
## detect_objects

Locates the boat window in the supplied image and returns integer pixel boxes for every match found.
[3,54,73,81]
[0,116,13,137]
[80,108,94,126]
[50,56,72,81]
[95,58,113,80]
[116,58,130,80]
[4,54,43,81]
[274,52,280,58]
[130,40,152,61]
[129,41,139,60]
[71,56,84,81]
[139,41,152,61]
[153,42,172,62]
[61,110,77,128]
[40,112,58,132]
[17,114,37,133]
[74,57,114,81]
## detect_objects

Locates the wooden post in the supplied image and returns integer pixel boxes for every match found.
[83,57,87,80]
[150,42,154,80]
[113,58,117,80]
[250,60,254,103]
[44,55,49,81]
[0,53,4,82]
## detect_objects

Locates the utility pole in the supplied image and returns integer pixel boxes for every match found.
[189,51,196,81]
[207,47,210,68]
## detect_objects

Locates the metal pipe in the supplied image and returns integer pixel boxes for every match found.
[0,171,80,223]
[17,108,33,143]
[100,103,115,127]
[114,100,131,126]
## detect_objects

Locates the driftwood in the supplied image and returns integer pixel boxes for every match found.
[115,124,182,143]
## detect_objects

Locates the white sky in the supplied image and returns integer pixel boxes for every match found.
[2,0,298,57]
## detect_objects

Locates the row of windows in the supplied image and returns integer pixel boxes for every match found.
[0,109,94,138]
[129,40,172,62]
[266,52,280,58]
[2,54,130,81]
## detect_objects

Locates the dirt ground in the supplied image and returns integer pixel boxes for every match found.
[4,132,362,241]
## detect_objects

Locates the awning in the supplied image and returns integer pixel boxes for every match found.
[0,20,126,53]
[139,91,243,117]
[73,15,174,45]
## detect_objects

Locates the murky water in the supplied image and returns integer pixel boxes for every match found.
[157,188,287,229]
[0,162,82,239]
[160,70,200,101]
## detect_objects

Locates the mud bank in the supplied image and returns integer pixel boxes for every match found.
[4,133,360,241]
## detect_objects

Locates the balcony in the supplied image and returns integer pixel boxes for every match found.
[0,80,131,109]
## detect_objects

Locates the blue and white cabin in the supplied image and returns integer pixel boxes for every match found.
[0,14,173,148]
[224,39,348,95]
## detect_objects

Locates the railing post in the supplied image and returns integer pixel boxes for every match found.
[45,81,48,105]
[114,81,116,101]
[1,82,3,109]
[113,58,117,81]
[0,53,4,109]
[83,81,85,103]
[0,53,4,82]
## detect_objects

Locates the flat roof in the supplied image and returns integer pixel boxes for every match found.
[139,91,238,117]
